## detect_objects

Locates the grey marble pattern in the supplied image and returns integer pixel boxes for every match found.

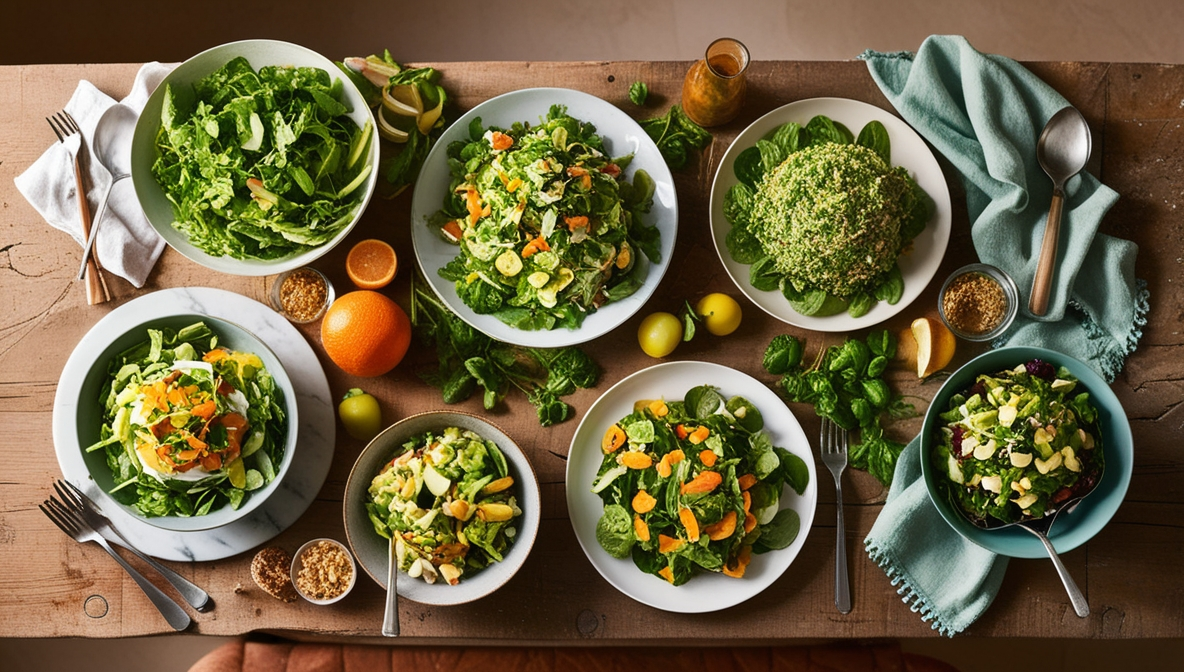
[51,287,334,561]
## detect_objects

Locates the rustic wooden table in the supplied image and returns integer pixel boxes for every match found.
[1,60,1180,642]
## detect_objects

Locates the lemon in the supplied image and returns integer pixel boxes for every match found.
[695,293,743,336]
[911,316,956,378]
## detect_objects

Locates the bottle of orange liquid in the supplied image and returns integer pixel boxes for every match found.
[681,38,750,127]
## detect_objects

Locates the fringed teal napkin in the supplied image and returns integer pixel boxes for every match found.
[861,35,1148,383]
[860,35,1150,636]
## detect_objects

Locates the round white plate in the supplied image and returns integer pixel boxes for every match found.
[709,97,952,331]
[565,361,817,612]
[52,288,334,561]
[410,87,678,348]
[130,39,379,276]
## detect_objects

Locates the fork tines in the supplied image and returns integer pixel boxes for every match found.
[39,497,82,537]
[46,111,81,143]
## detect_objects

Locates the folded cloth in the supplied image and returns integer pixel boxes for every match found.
[865,438,1008,636]
[862,35,1149,383]
[15,62,176,288]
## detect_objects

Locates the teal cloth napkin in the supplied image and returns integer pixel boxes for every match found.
[865,438,1007,636]
[860,36,1149,636]
[862,35,1149,383]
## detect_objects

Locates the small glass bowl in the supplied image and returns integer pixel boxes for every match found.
[290,538,357,605]
[270,267,334,324]
[938,263,1019,342]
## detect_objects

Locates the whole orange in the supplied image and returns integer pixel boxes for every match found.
[320,290,412,377]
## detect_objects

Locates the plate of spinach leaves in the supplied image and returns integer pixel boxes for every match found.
[566,361,816,612]
[709,97,951,331]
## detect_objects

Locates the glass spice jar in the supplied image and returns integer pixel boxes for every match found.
[681,38,751,128]
[271,267,334,324]
[938,263,1018,342]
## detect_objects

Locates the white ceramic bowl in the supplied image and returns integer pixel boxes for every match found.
[343,411,541,605]
[63,313,299,532]
[291,538,358,605]
[130,39,379,276]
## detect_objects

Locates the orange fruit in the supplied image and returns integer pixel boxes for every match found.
[320,290,411,377]
[346,239,398,289]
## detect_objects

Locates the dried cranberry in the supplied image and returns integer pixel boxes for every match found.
[1026,359,1055,380]
[950,426,965,457]
[1050,487,1073,505]
[967,381,987,398]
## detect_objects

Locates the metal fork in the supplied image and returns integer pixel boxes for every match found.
[56,480,212,612]
[40,495,191,631]
[47,111,109,305]
[820,417,852,614]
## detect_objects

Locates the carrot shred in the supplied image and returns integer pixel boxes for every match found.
[656,453,673,479]
[680,470,723,495]
[658,566,675,584]
[699,449,718,467]
[675,424,691,440]
[633,515,651,542]
[565,215,590,232]
[658,534,684,554]
[632,489,657,514]
[601,424,627,453]
[743,490,752,513]
[723,545,752,578]
[737,473,758,491]
[704,510,738,541]
[441,220,464,242]
[679,507,700,542]
[743,512,758,534]
[620,451,653,470]
[490,131,513,150]
[688,425,711,445]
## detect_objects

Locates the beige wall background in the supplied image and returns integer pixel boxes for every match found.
[3,0,1183,670]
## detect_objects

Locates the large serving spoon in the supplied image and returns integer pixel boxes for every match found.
[77,103,136,280]
[1029,106,1092,316]
[965,463,1104,618]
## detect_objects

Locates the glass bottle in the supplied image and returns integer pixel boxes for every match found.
[681,38,751,128]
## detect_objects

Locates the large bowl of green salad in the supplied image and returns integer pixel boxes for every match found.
[343,411,541,605]
[920,346,1132,558]
[409,87,677,348]
[131,39,379,276]
[67,315,297,532]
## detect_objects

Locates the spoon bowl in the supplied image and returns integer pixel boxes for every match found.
[1029,106,1092,316]
[77,103,138,280]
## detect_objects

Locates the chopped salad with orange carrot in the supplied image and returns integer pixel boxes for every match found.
[87,322,287,518]
[431,104,661,331]
[591,385,809,585]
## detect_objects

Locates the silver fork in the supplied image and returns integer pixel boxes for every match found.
[47,110,109,305]
[40,495,192,631]
[820,417,852,614]
[56,480,212,612]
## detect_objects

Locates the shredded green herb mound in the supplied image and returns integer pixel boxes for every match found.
[591,386,810,586]
[724,115,932,318]
[431,104,660,331]
[933,361,1104,526]
[153,56,374,260]
[87,322,287,518]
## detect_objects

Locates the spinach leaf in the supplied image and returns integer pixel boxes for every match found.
[637,104,711,170]
[725,225,764,265]
[749,257,782,291]
[856,120,891,163]
[685,385,724,419]
[733,145,765,188]
[754,508,801,552]
[629,81,649,106]
[873,264,905,305]
[770,122,803,156]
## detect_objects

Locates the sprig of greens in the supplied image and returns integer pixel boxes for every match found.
[763,330,914,487]
[629,81,649,106]
[638,104,711,170]
[410,273,600,426]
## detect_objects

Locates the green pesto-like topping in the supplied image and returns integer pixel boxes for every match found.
[749,142,912,298]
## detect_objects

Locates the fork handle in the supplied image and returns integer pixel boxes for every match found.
[92,535,191,630]
[108,536,212,612]
[834,482,852,614]
[71,154,108,305]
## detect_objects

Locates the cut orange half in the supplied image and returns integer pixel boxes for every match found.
[346,239,398,290]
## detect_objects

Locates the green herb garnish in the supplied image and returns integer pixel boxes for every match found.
[629,81,649,106]
[637,104,711,170]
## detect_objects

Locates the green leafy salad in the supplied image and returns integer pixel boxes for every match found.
[592,386,809,585]
[367,427,522,586]
[87,322,287,518]
[723,115,933,318]
[431,105,661,331]
[933,360,1104,526]
[153,56,374,260]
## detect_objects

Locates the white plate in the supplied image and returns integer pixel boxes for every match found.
[565,361,817,612]
[709,97,952,331]
[410,87,678,348]
[130,39,379,276]
[52,288,334,561]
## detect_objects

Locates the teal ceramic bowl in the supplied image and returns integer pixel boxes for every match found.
[920,346,1132,558]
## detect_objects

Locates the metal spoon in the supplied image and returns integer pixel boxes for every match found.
[1029,106,1092,316]
[77,103,136,281]
[381,537,400,636]
[964,463,1104,618]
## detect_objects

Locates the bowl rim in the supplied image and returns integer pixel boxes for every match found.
[130,38,379,276]
[919,345,1133,558]
[67,311,299,532]
[342,410,541,605]
[290,537,358,605]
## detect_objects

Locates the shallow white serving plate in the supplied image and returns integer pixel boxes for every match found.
[130,39,379,276]
[52,288,334,560]
[709,97,952,331]
[410,87,678,348]
[565,361,817,612]
[344,411,541,605]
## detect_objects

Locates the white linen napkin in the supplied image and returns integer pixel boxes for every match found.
[14,62,177,288]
